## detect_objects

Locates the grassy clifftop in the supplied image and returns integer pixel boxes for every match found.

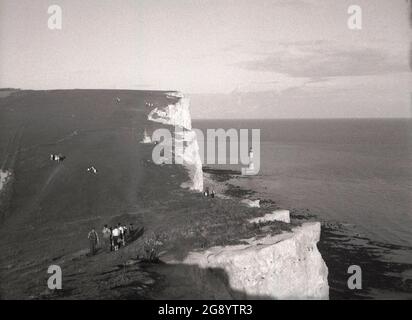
[0,90,289,299]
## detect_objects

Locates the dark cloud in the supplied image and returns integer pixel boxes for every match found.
[237,45,408,78]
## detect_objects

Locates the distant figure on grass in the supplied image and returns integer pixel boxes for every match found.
[87,228,100,256]
[123,224,128,239]
[50,153,66,162]
[87,166,97,174]
[109,226,114,251]
[203,187,210,197]
[112,225,120,251]
[118,223,127,246]
[211,190,215,198]
[102,225,111,252]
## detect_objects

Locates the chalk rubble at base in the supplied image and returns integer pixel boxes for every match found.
[241,199,260,208]
[249,210,291,224]
[172,222,329,300]
[140,130,152,144]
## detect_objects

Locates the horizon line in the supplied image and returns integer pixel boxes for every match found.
[192,117,412,120]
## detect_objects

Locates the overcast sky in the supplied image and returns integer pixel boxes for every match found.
[0,0,411,118]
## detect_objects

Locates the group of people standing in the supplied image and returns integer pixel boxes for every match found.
[87,223,135,256]
[203,187,215,198]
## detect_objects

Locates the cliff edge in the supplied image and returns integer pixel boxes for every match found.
[147,93,329,299]
[168,222,329,299]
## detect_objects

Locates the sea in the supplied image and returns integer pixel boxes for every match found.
[193,118,412,299]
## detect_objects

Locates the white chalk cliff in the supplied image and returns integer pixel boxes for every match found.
[172,222,329,300]
[148,96,193,131]
[148,92,329,299]
[249,209,291,224]
[0,170,11,194]
[147,94,203,191]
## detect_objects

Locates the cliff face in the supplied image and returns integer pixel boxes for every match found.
[172,222,329,300]
[148,96,193,130]
[147,94,203,191]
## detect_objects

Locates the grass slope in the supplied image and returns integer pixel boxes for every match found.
[0,90,289,299]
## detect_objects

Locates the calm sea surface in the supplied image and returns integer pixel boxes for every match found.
[194,118,412,299]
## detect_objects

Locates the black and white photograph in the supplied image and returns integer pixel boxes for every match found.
[0,0,411,305]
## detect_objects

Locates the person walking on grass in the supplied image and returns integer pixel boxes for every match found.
[88,227,100,256]
[118,223,126,247]
[112,225,120,251]
[122,224,128,245]
[109,227,114,251]
[102,224,111,252]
